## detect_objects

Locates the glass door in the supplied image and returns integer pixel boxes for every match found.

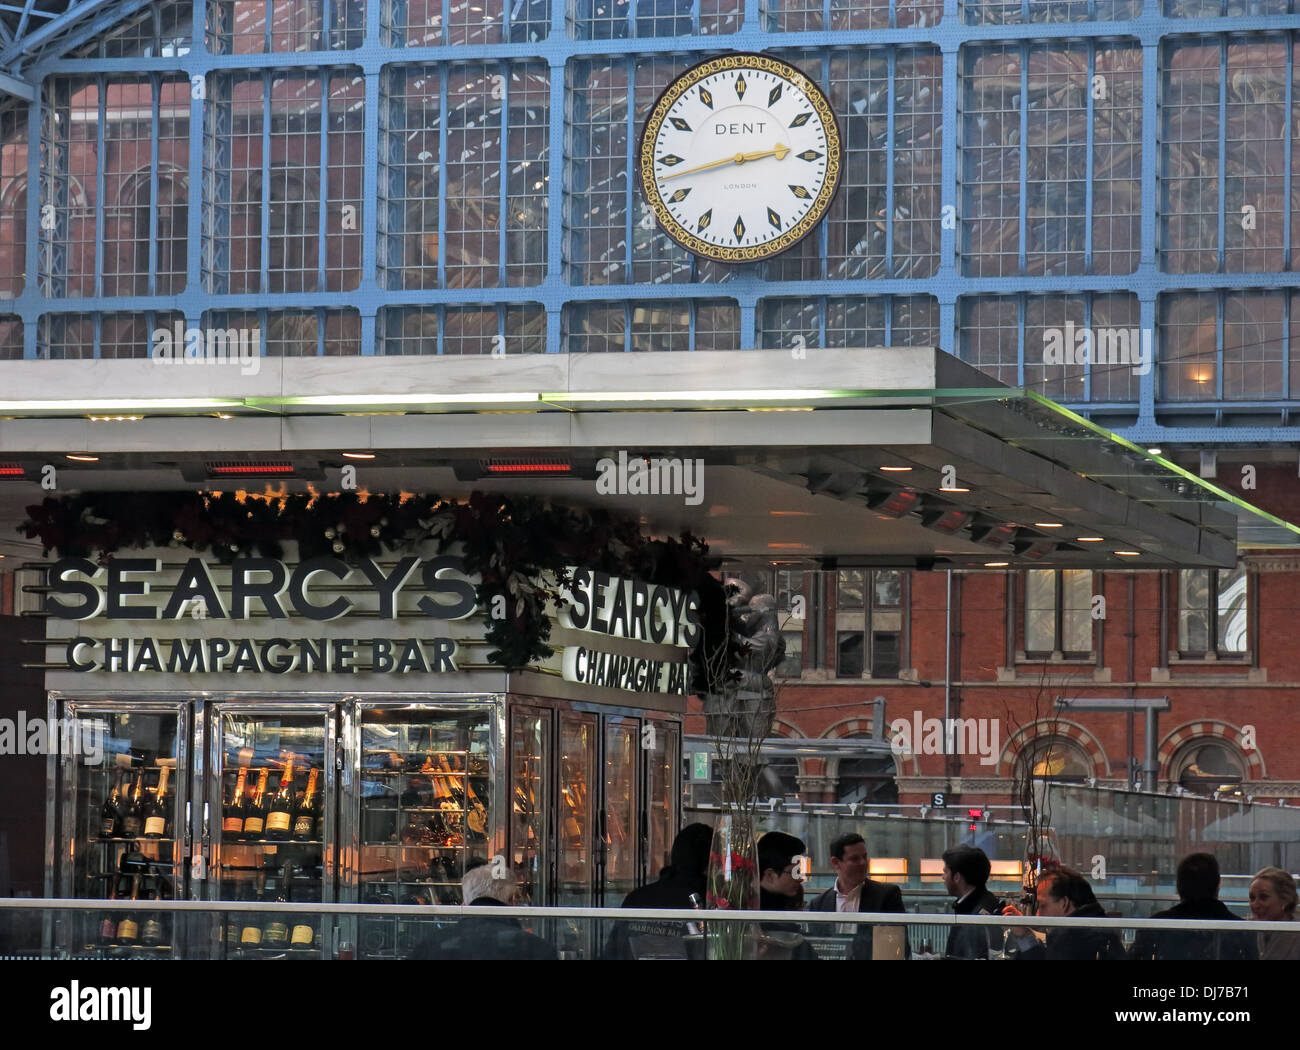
[55,699,188,959]
[208,703,334,959]
[348,700,498,960]
[644,718,680,884]
[509,707,550,906]
[603,717,640,905]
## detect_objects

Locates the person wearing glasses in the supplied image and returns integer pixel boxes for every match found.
[757,831,817,960]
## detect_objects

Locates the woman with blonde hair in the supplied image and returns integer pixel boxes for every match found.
[1248,866,1300,960]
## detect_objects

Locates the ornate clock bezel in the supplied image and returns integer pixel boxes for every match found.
[637,52,843,264]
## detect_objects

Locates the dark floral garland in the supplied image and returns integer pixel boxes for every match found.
[20,489,729,672]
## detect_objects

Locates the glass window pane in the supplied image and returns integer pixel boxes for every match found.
[1025,569,1057,652]
[837,632,864,677]
[603,721,638,900]
[1216,566,1248,653]
[1179,569,1210,652]
[873,569,902,607]
[871,630,901,677]
[838,570,865,608]
[1061,569,1094,653]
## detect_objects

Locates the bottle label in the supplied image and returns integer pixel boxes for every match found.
[241,927,262,944]
[244,817,264,835]
[144,817,166,836]
[100,918,116,939]
[293,816,314,836]
[266,811,291,832]
[100,819,116,837]
[263,922,288,943]
[143,919,163,942]
[291,925,313,946]
[222,817,243,833]
[117,918,138,941]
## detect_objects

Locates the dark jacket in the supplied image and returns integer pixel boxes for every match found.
[1045,901,1126,961]
[604,869,706,960]
[414,897,557,961]
[759,888,818,960]
[809,879,909,960]
[1128,899,1258,962]
[945,888,1003,960]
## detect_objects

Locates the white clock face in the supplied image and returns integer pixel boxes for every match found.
[639,54,842,263]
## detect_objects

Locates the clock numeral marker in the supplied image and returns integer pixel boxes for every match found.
[698,87,713,109]
[796,149,823,162]
[789,184,812,199]
[669,117,691,132]
[658,154,685,167]
[768,84,783,106]
[789,112,812,128]
[767,207,782,230]
[735,74,746,100]
[668,188,691,204]
[733,216,745,242]
[697,209,712,233]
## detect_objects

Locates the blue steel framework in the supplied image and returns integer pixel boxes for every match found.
[0,0,1299,444]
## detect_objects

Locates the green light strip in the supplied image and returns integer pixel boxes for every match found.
[1021,390,1300,538]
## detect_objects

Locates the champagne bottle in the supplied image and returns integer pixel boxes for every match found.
[116,877,140,944]
[224,766,249,840]
[100,774,125,838]
[265,754,296,841]
[121,772,145,839]
[240,875,265,948]
[100,873,131,943]
[143,767,170,838]
[141,872,165,947]
[293,768,321,841]
[225,883,246,952]
[242,769,269,840]
[262,864,291,947]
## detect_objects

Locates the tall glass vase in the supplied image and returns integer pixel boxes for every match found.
[705,811,759,960]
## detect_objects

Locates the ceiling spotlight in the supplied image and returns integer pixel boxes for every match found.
[89,415,144,422]
[879,465,912,472]
[341,451,376,460]
[1033,522,1063,528]
[65,454,99,463]
[1146,447,1162,455]
[1076,536,1104,542]
[1114,550,1142,557]
[985,561,1009,568]
[940,485,970,493]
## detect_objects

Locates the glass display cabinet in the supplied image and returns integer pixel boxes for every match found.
[207,702,335,959]
[342,698,501,960]
[49,699,188,959]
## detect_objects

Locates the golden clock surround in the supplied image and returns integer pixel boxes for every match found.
[637,52,843,264]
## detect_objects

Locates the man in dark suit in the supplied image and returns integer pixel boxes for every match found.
[808,832,909,959]
[1128,852,1257,961]
[943,843,1004,960]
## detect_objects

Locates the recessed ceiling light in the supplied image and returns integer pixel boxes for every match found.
[341,451,376,460]
[215,413,234,420]
[985,561,1009,567]
[1114,550,1142,556]
[1146,447,1162,455]
[89,415,143,422]
[940,486,970,493]
[1076,536,1105,542]
[1033,522,1062,528]
[65,454,99,463]
[879,466,912,472]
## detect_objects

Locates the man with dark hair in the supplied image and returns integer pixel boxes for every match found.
[942,843,1002,960]
[604,822,712,960]
[756,830,817,960]
[1003,867,1125,960]
[1129,852,1257,961]
[809,832,909,959]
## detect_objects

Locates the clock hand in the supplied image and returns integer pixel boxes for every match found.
[659,142,791,181]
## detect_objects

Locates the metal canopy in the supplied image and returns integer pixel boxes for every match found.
[0,348,1292,567]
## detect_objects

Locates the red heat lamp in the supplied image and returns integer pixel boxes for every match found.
[865,489,921,518]
[207,462,296,477]
[481,458,573,476]
[0,463,23,477]
[922,508,971,534]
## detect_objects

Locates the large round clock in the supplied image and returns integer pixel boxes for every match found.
[639,53,842,264]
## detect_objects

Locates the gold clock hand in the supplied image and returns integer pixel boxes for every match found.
[659,142,791,181]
